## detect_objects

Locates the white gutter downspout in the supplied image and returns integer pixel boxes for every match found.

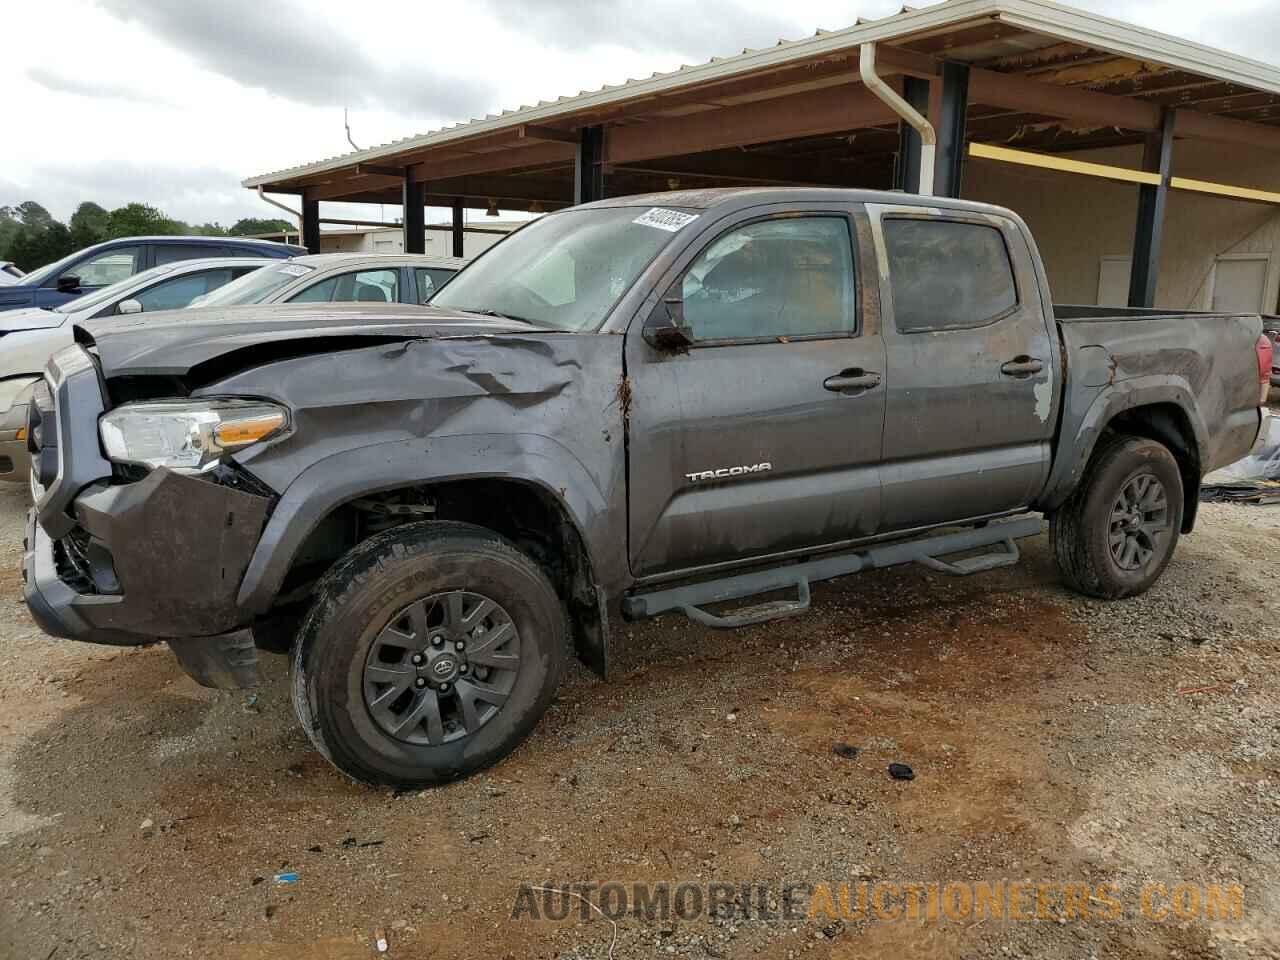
[257,186,302,232]
[860,41,936,197]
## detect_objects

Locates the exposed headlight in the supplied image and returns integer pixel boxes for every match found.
[99,399,289,473]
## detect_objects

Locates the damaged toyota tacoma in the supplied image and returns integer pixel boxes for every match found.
[22,189,1272,788]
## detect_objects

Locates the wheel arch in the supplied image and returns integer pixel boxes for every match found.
[236,436,615,676]
[1041,378,1206,533]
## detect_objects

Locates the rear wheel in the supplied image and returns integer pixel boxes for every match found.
[291,521,568,788]
[1050,435,1183,599]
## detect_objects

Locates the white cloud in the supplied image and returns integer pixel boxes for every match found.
[1,0,1272,226]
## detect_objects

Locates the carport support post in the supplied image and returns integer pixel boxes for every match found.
[933,61,969,198]
[451,199,465,258]
[402,170,425,255]
[301,188,321,254]
[894,78,931,193]
[1128,108,1176,308]
[575,125,604,205]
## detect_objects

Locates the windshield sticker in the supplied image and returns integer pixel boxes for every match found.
[278,264,311,277]
[633,208,699,232]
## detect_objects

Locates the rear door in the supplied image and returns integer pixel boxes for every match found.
[869,204,1056,530]
[625,203,886,577]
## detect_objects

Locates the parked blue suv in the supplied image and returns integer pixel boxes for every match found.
[0,235,307,312]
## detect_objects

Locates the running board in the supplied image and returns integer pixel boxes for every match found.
[620,516,1043,629]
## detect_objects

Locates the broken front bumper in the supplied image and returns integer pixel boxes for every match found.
[22,346,274,653]
[23,468,272,645]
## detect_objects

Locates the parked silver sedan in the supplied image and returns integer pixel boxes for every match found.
[189,253,468,309]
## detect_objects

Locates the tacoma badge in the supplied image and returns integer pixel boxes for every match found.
[685,462,773,483]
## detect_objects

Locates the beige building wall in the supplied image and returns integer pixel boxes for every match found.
[961,140,1280,313]
[318,225,518,258]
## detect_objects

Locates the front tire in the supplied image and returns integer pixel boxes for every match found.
[291,521,568,788]
[1050,435,1183,599]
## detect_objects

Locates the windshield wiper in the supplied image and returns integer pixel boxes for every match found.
[462,308,545,328]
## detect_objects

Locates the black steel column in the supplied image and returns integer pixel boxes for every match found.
[934,61,970,198]
[1128,108,1176,308]
[402,170,425,254]
[301,189,320,254]
[894,77,930,193]
[451,199,465,258]
[575,125,605,205]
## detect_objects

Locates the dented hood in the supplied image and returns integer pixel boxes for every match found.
[79,302,534,378]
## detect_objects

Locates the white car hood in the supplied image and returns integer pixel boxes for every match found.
[0,307,66,332]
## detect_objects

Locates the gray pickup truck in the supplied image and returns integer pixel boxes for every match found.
[22,188,1271,788]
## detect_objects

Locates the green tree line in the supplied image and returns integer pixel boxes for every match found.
[0,201,295,272]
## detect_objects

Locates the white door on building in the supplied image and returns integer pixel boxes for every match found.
[1209,255,1269,313]
[1097,256,1132,307]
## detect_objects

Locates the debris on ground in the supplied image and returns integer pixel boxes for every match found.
[888,762,915,780]
[273,872,299,885]
[832,742,860,760]
[1201,417,1280,501]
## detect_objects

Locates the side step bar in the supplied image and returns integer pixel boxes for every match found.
[620,516,1043,629]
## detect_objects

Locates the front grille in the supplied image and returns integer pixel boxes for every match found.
[53,532,96,594]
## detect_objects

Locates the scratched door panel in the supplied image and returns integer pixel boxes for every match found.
[626,335,886,576]
[871,208,1055,531]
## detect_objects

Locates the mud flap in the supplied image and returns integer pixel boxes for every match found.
[168,630,260,689]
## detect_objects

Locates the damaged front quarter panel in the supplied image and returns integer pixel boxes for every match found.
[200,331,629,625]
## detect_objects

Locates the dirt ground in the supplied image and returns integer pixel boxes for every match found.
[3,479,1280,960]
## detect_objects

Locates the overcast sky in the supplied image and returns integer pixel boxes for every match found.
[4,0,1275,227]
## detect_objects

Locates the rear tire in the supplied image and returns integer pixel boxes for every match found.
[291,521,569,788]
[1050,435,1183,599]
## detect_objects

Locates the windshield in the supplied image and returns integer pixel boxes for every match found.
[192,261,314,307]
[54,262,180,314]
[431,206,696,331]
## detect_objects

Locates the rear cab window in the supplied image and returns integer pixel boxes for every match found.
[882,218,1018,333]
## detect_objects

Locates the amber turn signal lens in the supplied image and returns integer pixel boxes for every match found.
[212,413,287,447]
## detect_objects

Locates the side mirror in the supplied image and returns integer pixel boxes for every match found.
[117,299,143,315]
[641,297,693,354]
[56,275,81,293]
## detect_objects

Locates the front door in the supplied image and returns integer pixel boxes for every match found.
[626,208,886,578]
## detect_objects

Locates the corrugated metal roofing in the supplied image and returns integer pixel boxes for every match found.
[244,0,1280,189]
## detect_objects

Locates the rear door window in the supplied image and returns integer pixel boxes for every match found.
[882,219,1018,333]
[152,243,220,266]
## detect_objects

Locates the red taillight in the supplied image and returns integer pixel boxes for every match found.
[1257,333,1273,402]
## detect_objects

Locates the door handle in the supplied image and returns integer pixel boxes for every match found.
[1000,356,1044,378]
[823,369,882,393]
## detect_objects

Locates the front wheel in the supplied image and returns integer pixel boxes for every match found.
[291,521,569,788]
[1050,435,1184,599]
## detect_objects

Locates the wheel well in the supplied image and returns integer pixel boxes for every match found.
[278,480,608,676]
[1101,403,1200,533]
